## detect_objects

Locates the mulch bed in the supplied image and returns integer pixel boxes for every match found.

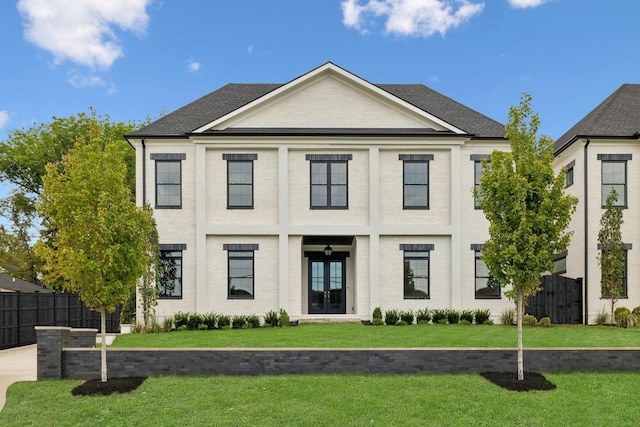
[71,377,147,396]
[480,372,556,392]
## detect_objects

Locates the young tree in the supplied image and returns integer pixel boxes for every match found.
[35,136,155,382]
[475,93,577,381]
[598,189,625,323]
[139,204,160,330]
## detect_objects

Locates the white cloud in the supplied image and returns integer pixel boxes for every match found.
[507,0,550,8]
[188,60,200,72]
[248,45,254,54]
[341,0,484,37]
[67,70,106,88]
[17,0,152,70]
[0,111,9,130]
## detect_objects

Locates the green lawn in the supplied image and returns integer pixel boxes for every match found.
[2,373,640,426]
[112,323,640,348]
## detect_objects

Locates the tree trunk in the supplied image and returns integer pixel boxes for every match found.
[101,307,107,383]
[517,290,524,381]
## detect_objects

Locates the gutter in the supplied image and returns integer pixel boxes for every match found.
[583,138,590,324]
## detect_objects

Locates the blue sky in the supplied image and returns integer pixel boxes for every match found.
[0,0,638,142]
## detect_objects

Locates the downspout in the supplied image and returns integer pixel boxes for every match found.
[142,139,147,205]
[583,138,590,324]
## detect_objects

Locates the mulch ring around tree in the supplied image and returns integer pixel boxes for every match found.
[480,372,556,392]
[71,377,147,396]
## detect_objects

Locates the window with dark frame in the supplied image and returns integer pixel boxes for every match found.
[552,252,567,274]
[155,160,182,208]
[470,155,490,209]
[225,244,258,299]
[474,248,500,299]
[403,161,429,209]
[565,160,574,188]
[401,244,432,299]
[601,247,629,298]
[599,155,630,208]
[227,160,253,208]
[307,154,351,209]
[158,249,183,298]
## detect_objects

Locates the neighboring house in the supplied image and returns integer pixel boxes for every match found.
[0,273,51,293]
[126,62,513,322]
[554,84,640,324]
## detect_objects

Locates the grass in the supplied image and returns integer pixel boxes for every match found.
[2,373,640,426]
[111,323,640,348]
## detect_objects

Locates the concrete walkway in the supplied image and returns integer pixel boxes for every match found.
[0,344,37,412]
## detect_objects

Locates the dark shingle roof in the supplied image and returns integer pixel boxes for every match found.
[130,81,505,139]
[555,84,640,153]
[0,273,51,293]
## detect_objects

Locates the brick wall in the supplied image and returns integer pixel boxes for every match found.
[37,327,640,381]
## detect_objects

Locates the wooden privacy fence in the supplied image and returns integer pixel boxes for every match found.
[528,275,583,324]
[0,292,121,350]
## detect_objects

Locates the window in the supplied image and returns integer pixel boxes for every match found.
[599,155,631,207]
[158,248,183,298]
[552,252,567,274]
[471,155,490,209]
[307,154,351,209]
[225,244,258,299]
[152,153,186,208]
[227,160,253,208]
[565,160,575,188]
[400,155,432,209]
[474,248,500,299]
[601,247,628,299]
[400,244,433,299]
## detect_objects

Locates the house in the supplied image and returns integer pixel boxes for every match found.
[0,273,51,293]
[126,62,514,322]
[553,84,640,324]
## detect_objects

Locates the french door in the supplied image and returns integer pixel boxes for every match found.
[308,258,346,314]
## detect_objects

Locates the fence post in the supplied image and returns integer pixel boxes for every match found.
[16,291,21,347]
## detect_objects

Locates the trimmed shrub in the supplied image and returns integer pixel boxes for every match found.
[197,323,208,330]
[202,312,217,330]
[523,314,538,327]
[460,310,474,324]
[633,306,640,317]
[372,307,383,320]
[459,319,472,326]
[415,308,431,324]
[279,309,290,327]
[217,314,231,329]
[475,309,491,325]
[232,315,246,329]
[395,320,408,326]
[187,313,203,331]
[176,325,188,332]
[539,317,552,327]
[431,309,448,324]
[447,309,460,324]
[400,310,414,325]
[264,310,279,327]
[615,307,633,328]
[384,309,400,326]
[174,311,189,329]
[246,314,261,329]
[372,318,385,326]
[500,309,515,326]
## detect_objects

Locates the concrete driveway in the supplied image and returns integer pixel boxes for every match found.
[0,345,37,412]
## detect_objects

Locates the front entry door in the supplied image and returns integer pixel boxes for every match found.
[309,258,346,314]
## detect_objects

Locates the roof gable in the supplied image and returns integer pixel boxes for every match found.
[555,84,640,153]
[130,62,505,139]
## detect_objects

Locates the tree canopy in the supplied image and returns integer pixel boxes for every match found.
[475,93,577,380]
[35,135,155,381]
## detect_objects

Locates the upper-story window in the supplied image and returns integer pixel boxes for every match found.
[599,154,631,208]
[565,160,575,188]
[306,154,352,209]
[152,153,186,209]
[400,155,433,209]
[223,154,257,209]
[471,154,490,209]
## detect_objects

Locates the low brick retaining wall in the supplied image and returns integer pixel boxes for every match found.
[36,327,640,380]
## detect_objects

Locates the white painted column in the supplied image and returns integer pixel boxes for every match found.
[278,147,289,310]
[450,146,462,310]
[195,144,208,313]
[369,147,380,314]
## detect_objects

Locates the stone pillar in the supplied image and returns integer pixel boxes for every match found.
[69,328,98,348]
[35,326,71,380]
